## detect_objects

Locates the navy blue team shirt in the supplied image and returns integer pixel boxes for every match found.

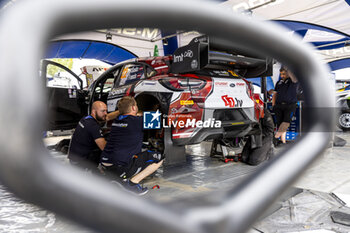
[101,115,143,166]
[68,116,103,161]
[275,78,298,104]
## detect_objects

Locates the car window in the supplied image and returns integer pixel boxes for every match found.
[102,77,115,93]
[95,67,121,93]
[46,64,80,89]
[119,64,145,86]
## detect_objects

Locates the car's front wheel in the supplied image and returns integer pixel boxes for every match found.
[338,110,350,131]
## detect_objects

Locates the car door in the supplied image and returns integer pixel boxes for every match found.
[41,60,88,130]
[88,64,123,113]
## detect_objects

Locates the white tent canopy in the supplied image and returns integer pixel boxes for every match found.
[220,0,350,65]
[221,0,350,36]
[46,0,350,69]
[4,0,349,70]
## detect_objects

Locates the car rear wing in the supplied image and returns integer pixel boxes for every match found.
[171,36,272,78]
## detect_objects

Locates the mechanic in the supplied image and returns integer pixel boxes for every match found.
[272,67,298,145]
[100,96,164,195]
[68,101,118,172]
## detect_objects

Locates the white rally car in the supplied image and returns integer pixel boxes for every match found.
[44,36,272,164]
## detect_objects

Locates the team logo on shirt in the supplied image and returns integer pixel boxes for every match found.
[112,123,128,127]
[143,110,161,129]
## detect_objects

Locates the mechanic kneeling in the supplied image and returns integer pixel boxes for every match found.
[100,96,164,195]
[68,101,117,173]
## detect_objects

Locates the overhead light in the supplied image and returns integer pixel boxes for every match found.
[106,32,112,42]
[162,38,168,46]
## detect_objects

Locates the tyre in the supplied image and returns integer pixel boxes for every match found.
[242,110,274,166]
[61,145,69,154]
[55,139,71,152]
[338,110,350,131]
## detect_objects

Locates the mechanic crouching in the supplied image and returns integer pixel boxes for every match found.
[68,101,117,173]
[100,96,164,195]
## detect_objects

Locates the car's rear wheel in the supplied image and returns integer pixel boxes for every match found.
[135,94,166,153]
[135,93,188,165]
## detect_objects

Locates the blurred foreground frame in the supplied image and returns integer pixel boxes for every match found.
[0,0,335,233]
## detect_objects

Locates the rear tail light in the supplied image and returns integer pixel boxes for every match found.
[243,79,263,119]
[253,93,264,119]
[159,77,206,91]
[191,78,212,108]
[243,79,254,98]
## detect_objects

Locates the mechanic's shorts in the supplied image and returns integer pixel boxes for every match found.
[274,103,297,127]
[102,150,164,180]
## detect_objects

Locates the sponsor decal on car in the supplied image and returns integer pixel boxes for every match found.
[235,98,243,107]
[221,95,243,107]
[180,100,194,105]
[173,49,194,63]
[110,87,127,95]
[228,70,239,77]
[215,82,228,86]
[211,70,230,76]
[222,95,235,107]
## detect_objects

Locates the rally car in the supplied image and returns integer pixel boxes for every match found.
[44,36,272,164]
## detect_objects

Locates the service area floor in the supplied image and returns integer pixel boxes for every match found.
[1,132,350,232]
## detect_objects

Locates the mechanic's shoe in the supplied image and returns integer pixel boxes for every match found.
[125,180,149,196]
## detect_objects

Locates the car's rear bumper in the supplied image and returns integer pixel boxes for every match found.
[173,119,261,146]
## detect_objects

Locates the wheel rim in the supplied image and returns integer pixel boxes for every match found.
[339,113,350,128]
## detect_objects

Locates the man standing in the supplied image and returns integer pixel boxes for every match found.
[272,67,298,145]
[101,96,164,195]
[68,101,114,172]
